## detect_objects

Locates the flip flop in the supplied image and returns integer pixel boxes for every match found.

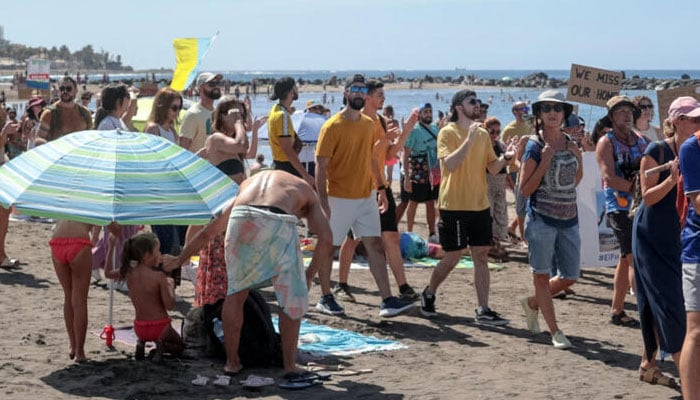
[284,371,331,382]
[278,380,322,390]
[240,374,275,388]
[212,375,231,387]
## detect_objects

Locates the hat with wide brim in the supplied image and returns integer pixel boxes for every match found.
[532,89,573,117]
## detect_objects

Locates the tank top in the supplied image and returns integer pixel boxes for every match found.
[157,125,177,143]
[603,131,649,212]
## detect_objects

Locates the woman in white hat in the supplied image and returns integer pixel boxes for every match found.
[519,89,583,349]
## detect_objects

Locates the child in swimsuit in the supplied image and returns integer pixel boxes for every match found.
[49,220,98,362]
[106,230,183,361]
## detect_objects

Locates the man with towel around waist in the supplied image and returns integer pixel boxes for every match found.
[165,170,334,376]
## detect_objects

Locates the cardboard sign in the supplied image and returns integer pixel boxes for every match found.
[567,64,624,107]
[656,85,700,122]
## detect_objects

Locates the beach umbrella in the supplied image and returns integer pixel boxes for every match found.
[0,129,238,347]
[0,129,237,225]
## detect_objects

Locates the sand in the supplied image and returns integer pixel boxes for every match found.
[0,188,685,400]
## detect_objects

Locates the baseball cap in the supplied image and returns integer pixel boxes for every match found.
[668,96,700,120]
[565,112,582,128]
[196,72,223,89]
[28,97,46,108]
[450,89,477,108]
[420,103,433,112]
[345,74,366,89]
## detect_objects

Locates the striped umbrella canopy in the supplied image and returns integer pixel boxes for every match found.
[0,130,238,225]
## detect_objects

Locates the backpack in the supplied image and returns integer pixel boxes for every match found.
[202,290,283,367]
[400,232,428,259]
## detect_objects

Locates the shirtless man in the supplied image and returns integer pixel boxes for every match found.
[164,170,333,376]
[38,77,92,142]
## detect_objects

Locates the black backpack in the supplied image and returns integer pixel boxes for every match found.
[202,290,283,368]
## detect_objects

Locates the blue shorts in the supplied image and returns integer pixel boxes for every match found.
[525,212,581,279]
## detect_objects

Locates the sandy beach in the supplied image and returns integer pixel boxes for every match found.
[0,184,684,400]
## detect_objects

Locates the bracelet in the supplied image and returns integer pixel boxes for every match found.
[377,185,387,191]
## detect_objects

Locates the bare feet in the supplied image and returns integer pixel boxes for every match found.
[223,364,243,376]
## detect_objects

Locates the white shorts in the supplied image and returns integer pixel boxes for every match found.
[329,194,381,246]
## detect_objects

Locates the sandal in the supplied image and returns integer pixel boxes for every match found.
[639,366,680,390]
[610,311,640,328]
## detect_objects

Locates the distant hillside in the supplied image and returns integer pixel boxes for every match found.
[0,38,132,71]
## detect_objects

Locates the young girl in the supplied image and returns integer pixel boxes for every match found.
[49,220,97,362]
[106,231,183,361]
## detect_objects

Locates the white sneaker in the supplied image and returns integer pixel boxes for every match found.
[551,330,573,349]
[520,297,540,333]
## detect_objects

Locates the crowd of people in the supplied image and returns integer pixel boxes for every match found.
[3,71,700,398]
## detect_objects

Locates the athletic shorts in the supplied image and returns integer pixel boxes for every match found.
[409,182,439,203]
[683,263,700,311]
[329,194,381,246]
[606,211,633,256]
[379,187,398,232]
[438,209,492,251]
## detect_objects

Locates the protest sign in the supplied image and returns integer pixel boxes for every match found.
[26,58,51,90]
[656,85,700,122]
[567,64,623,107]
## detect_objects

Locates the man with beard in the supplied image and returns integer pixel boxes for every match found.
[403,103,440,242]
[420,89,515,324]
[38,76,92,142]
[268,77,314,187]
[596,95,649,328]
[179,72,222,152]
[315,74,414,317]
[333,80,420,306]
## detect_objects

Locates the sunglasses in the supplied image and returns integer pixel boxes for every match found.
[517,107,530,112]
[170,105,181,112]
[207,81,221,87]
[463,98,479,106]
[348,86,369,94]
[59,86,73,92]
[540,104,564,113]
[680,115,700,123]
[638,104,654,110]
[488,129,501,135]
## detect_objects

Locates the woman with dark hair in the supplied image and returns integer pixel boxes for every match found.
[21,97,46,149]
[632,97,700,390]
[519,90,583,349]
[144,87,183,143]
[633,96,663,141]
[205,95,267,170]
[94,84,130,130]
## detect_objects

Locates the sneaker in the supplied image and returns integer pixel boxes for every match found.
[92,268,102,283]
[520,297,541,333]
[333,284,356,302]
[316,294,345,315]
[428,233,440,244]
[475,307,509,326]
[379,296,414,317]
[420,288,437,317]
[399,284,420,302]
[551,330,573,349]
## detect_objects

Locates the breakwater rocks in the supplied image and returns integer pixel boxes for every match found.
[278,72,700,91]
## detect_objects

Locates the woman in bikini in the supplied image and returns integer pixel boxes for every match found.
[49,220,98,362]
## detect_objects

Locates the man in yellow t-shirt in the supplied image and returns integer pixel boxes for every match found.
[315,74,414,318]
[420,89,516,325]
[267,77,314,188]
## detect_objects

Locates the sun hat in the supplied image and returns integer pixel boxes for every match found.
[270,77,296,101]
[532,89,573,117]
[28,97,46,108]
[606,95,636,113]
[195,72,223,89]
[668,96,700,120]
[305,100,324,110]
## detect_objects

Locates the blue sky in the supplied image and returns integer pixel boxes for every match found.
[2,0,696,71]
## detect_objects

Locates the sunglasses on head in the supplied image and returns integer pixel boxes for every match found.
[540,103,564,113]
[638,104,653,110]
[680,115,700,123]
[59,86,73,92]
[348,86,369,94]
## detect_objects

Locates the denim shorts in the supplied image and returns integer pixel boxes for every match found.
[524,212,581,279]
[683,263,700,311]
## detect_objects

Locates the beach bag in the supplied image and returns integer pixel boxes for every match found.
[400,232,428,259]
[203,290,283,367]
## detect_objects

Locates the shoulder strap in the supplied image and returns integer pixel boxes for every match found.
[377,114,387,133]
[421,123,437,140]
